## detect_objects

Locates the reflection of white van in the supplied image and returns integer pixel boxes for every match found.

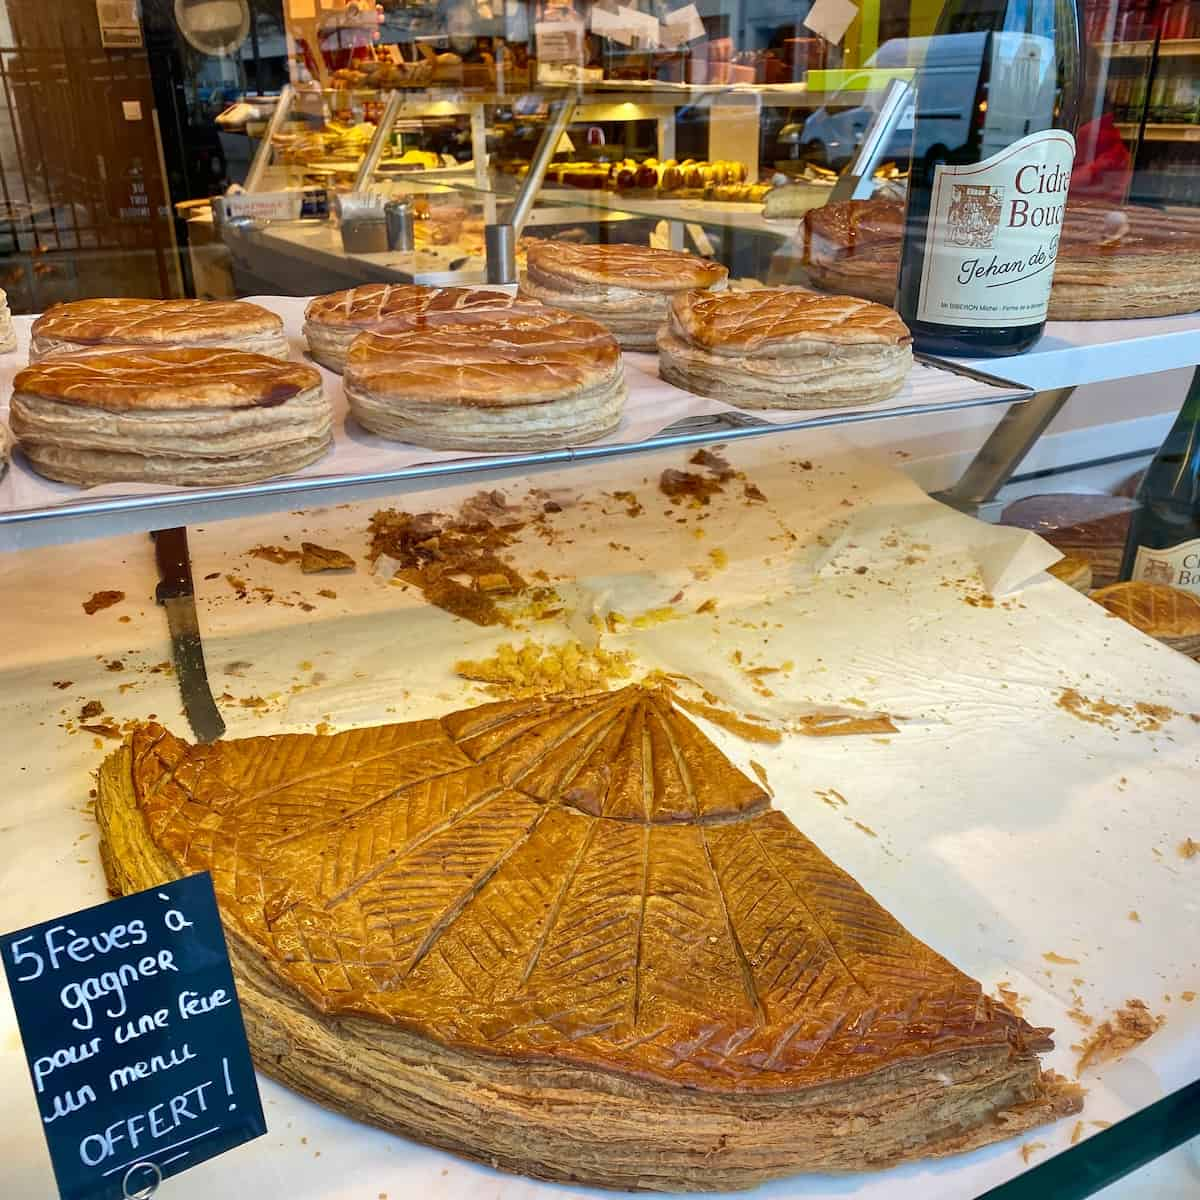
[799,32,1055,170]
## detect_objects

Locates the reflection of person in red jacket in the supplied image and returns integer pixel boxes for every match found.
[1071,110,1132,203]
[1070,49,1133,204]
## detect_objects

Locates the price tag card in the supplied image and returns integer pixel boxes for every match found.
[2,874,266,1200]
[534,19,584,64]
[217,191,304,222]
[662,3,706,45]
[803,0,859,46]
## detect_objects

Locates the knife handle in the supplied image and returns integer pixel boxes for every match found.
[152,527,194,603]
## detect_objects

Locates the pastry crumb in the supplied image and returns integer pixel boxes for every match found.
[455,639,633,698]
[673,695,782,745]
[82,590,124,615]
[301,542,356,573]
[1057,688,1181,733]
[1043,951,1080,965]
[793,712,898,738]
[1020,1141,1046,1163]
[1180,838,1199,859]
[1074,999,1164,1074]
[1127,911,1140,922]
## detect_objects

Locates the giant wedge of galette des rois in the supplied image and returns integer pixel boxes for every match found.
[97,686,1078,1192]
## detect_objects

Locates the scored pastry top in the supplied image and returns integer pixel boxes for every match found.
[344,303,621,406]
[1091,581,1200,637]
[805,198,905,263]
[669,287,912,353]
[807,198,1200,263]
[526,241,729,293]
[117,684,1046,1094]
[305,284,524,329]
[13,348,322,411]
[31,297,285,344]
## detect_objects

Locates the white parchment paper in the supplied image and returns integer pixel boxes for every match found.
[1,432,1197,1199]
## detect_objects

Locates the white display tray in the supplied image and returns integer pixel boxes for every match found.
[1,432,1197,1200]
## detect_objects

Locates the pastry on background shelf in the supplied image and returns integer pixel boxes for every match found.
[28,298,290,362]
[1047,555,1093,592]
[1090,581,1200,658]
[0,287,15,354]
[659,287,913,409]
[304,284,522,373]
[521,241,728,351]
[803,198,905,305]
[9,348,329,486]
[803,199,1200,320]
[97,686,1077,1192]
[343,301,624,450]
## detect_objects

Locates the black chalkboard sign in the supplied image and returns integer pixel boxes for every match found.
[2,873,266,1200]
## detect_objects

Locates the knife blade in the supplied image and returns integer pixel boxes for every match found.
[152,527,225,743]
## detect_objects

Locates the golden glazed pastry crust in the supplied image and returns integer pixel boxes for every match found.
[525,241,728,293]
[669,288,911,354]
[1091,581,1200,657]
[659,288,912,410]
[13,347,320,410]
[521,242,728,351]
[11,348,330,486]
[303,285,523,373]
[97,687,1075,1191]
[803,200,1200,321]
[344,303,625,450]
[29,298,289,361]
[1047,555,1094,593]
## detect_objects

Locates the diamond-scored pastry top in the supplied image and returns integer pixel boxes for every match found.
[13,348,321,411]
[344,303,621,404]
[31,297,283,342]
[125,685,1036,1092]
[526,241,729,292]
[1092,581,1200,637]
[672,287,911,352]
[306,284,524,329]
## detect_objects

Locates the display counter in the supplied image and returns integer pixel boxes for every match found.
[2,429,1199,1199]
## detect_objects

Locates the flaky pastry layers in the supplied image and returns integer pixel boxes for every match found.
[97,686,1077,1192]
[803,200,1200,320]
[29,297,290,361]
[10,348,330,485]
[344,302,625,450]
[304,284,524,373]
[659,287,913,409]
[521,241,729,350]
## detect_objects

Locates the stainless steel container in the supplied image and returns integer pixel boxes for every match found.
[340,216,388,254]
[385,199,414,252]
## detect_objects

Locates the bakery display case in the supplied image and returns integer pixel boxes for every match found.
[2,3,1200,1200]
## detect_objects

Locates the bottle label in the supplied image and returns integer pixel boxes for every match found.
[917,129,1077,328]
[1131,538,1200,596]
